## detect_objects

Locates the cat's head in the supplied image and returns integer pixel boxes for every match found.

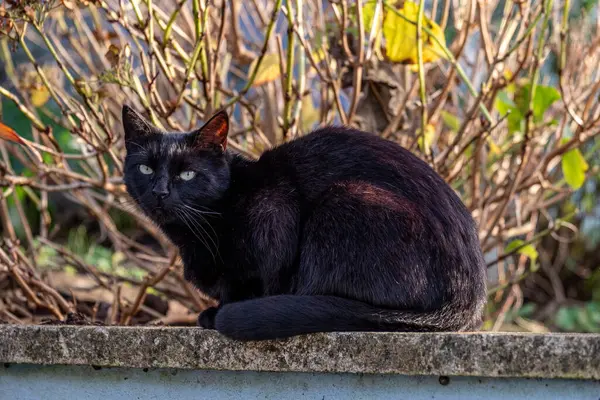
[121,105,230,224]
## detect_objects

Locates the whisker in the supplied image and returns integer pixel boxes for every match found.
[181,203,221,216]
[178,205,221,246]
[183,206,220,244]
[175,208,217,262]
[179,207,220,252]
[194,212,220,243]
[178,207,221,263]
[186,208,222,263]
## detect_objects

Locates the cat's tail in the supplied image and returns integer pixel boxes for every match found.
[211,295,482,341]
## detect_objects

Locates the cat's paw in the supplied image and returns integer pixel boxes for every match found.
[198,307,219,329]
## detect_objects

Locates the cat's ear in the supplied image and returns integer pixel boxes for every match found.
[122,105,157,141]
[191,110,229,152]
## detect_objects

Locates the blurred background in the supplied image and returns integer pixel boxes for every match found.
[0,0,598,332]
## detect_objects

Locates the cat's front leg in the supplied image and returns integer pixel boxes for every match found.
[198,306,219,329]
[197,283,254,330]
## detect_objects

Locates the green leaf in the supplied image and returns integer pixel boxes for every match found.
[515,84,561,123]
[494,90,515,116]
[495,90,522,134]
[505,239,538,261]
[507,110,524,134]
[555,307,577,331]
[498,84,561,134]
[440,111,460,132]
[35,244,58,268]
[561,146,589,190]
[575,307,600,333]
[64,265,78,276]
[517,303,536,318]
[582,192,596,213]
[147,287,161,296]
[556,303,600,333]
[531,85,561,122]
[585,302,600,324]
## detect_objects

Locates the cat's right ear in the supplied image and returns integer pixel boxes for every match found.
[122,105,157,141]
[191,110,229,152]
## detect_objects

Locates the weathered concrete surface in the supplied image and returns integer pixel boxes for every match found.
[0,325,599,380]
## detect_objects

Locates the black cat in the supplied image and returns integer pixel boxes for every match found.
[122,105,487,341]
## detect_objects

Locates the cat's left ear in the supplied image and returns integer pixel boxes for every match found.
[122,105,159,140]
[192,110,229,152]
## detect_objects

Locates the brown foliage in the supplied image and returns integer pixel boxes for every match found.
[0,0,598,331]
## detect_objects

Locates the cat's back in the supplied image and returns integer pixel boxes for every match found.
[247,125,480,247]
[256,126,451,202]
[265,126,409,166]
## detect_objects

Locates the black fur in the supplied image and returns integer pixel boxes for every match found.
[122,105,487,341]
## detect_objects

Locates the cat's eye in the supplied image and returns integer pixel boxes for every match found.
[138,164,153,175]
[180,171,196,181]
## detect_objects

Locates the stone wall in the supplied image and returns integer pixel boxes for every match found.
[1,325,599,379]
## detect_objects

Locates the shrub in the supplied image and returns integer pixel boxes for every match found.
[0,0,598,330]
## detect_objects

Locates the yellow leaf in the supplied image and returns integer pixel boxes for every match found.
[362,2,382,32]
[248,53,281,87]
[75,79,93,98]
[312,48,327,64]
[362,2,385,60]
[417,123,436,153]
[30,84,50,107]
[301,94,319,132]
[380,1,447,64]
[487,137,501,155]
[105,44,121,67]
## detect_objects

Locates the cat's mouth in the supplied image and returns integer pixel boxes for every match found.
[144,204,175,224]
[129,193,177,224]
[152,207,166,219]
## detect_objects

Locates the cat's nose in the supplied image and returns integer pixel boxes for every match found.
[152,187,170,200]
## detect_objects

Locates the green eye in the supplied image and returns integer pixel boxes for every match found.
[138,164,153,175]
[180,171,196,181]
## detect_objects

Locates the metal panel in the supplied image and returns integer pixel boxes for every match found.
[1,364,599,400]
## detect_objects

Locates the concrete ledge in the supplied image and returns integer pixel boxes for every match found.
[1,325,599,380]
